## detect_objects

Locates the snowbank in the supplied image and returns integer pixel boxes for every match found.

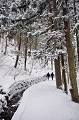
[12,80,79,120]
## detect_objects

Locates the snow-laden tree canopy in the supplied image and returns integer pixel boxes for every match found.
[0,0,79,59]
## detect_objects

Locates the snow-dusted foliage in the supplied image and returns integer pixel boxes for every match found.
[6,75,47,100]
[0,0,79,69]
[0,0,79,119]
[0,74,47,118]
[0,0,79,82]
[0,0,67,60]
[0,95,7,113]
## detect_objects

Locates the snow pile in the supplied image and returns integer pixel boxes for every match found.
[12,80,79,120]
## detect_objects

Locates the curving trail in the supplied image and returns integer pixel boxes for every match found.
[0,75,47,120]
[12,80,79,120]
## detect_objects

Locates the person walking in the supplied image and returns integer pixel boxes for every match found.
[46,72,50,80]
[51,72,54,80]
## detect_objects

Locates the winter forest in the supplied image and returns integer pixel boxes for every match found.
[0,0,79,120]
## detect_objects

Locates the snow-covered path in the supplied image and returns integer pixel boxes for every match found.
[12,80,79,120]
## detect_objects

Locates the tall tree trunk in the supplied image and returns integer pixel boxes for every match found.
[51,0,62,88]
[48,0,62,88]
[0,34,1,43]
[29,40,32,52]
[51,56,53,70]
[55,56,62,88]
[63,6,79,102]
[24,37,28,70]
[1,32,4,52]
[61,54,68,94]
[24,44,27,70]
[14,33,21,68]
[73,0,79,64]
[4,36,7,55]
[35,39,37,50]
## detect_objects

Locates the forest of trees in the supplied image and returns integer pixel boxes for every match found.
[0,0,79,103]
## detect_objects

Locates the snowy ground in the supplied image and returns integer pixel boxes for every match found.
[0,44,79,120]
[0,51,52,92]
[12,79,79,120]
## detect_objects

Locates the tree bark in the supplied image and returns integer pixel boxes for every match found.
[55,56,62,88]
[63,7,79,102]
[51,0,62,88]
[4,36,7,55]
[51,56,53,70]
[61,54,68,94]
[24,37,28,70]
[14,33,21,68]
[35,39,37,50]
[73,0,79,64]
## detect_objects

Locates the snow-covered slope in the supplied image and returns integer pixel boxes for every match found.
[12,80,79,120]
